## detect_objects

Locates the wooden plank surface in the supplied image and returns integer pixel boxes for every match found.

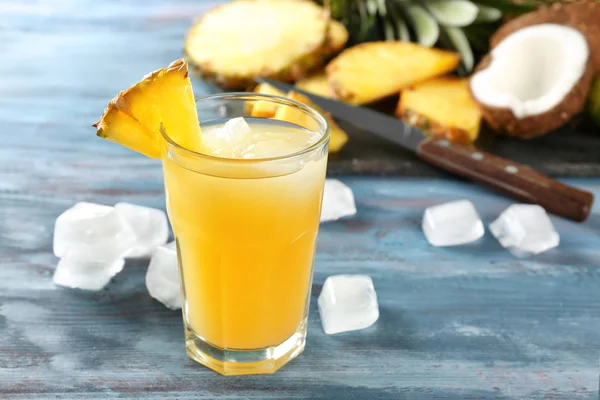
[2,178,600,399]
[2,1,600,399]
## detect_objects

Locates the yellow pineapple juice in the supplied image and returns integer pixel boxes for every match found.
[161,94,329,375]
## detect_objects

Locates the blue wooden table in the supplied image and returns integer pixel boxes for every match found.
[2,1,600,399]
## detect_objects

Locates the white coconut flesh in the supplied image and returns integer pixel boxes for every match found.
[470,24,589,119]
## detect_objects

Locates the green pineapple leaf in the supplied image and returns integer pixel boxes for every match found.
[587,75,600,128]
[474,4,502,22]
[426,0,480,27]
[462,23,499,53]
[320,0,576,74]
[376,0,398,40]
[387,0,412,41]
[407,5,439,46]
[472,0,536,14]
[443,26,474,72]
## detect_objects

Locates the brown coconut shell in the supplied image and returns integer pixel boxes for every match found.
[471,1,600,138]
[491,2,600,73]
[472,53,595,139]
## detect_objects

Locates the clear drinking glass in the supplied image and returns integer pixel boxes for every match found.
[160,93,329,375]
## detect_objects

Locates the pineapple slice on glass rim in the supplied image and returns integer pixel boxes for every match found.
[184,0,330,89]
[93,59,202,158]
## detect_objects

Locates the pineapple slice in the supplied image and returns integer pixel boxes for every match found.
[93,59,201,158]
[396,77,481,144]
[327,41,460,105]
[278,91,348,153]
[325,20,349,54]
[184,0,329,88]
[295,71,335,99]
[326,119,349,153]
[274,91,315,130]
[250,83,286,118]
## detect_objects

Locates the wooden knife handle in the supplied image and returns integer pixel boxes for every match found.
[417,138,594,222]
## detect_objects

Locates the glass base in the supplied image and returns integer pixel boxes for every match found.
[185,319,307,376]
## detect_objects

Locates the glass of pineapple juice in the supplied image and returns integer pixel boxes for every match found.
[160,93,329,376]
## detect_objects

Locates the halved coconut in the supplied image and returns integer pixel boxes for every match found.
[491,2,600,73]
[470,23,594,138]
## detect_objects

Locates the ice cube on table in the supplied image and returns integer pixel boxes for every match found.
[422,200,484,246]
[318,275,379,335]
[53,254,125,291]
[490,204,559,255]
[53,202,136,260]
[146,245,181,310]
[115,202,169,258]
[321,179,356,222]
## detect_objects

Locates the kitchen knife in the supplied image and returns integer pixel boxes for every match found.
[257,78,594,222]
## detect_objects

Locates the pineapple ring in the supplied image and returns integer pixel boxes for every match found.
[184,0,329,88]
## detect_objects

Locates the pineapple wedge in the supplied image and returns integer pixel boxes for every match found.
[93,59,201,158]
[184,0,329,88]
[396,77,481,144]
[327,41,460,105]
[280,91,348,153]
[295,71,335,99]
[325,117,349,153]
[325,20,349,54]
[274,91,316,130]
[250,83,286,118]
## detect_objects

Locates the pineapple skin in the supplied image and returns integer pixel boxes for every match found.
[397,109,474,145]
[184,0,333,89]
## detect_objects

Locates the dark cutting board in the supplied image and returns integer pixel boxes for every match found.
[197,81,600,178]
[326,98,600,178]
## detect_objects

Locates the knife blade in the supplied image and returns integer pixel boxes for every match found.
[257,78,425,152]
[256,78,594,222]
